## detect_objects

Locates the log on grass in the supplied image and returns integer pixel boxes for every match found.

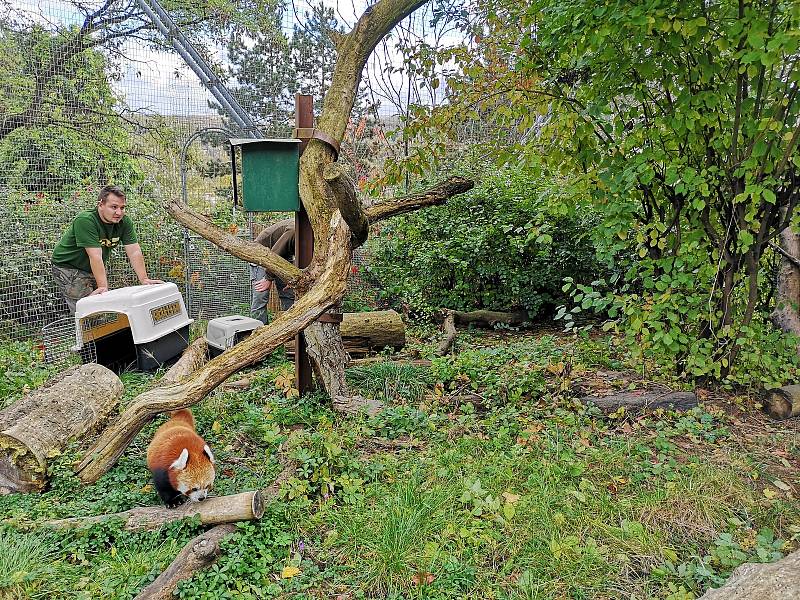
[133,461,295,599]
[44,490,265,531]
[134,523,236,600]
[763,385,800,420]
[286,309,406,356]
[0,364,122,494]
[580,390,697,413]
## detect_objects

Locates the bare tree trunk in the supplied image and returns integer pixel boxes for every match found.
[771,224,800,344]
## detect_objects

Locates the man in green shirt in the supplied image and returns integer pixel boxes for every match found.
[51,185,163,314]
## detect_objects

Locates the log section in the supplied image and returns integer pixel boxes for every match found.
[0,364,122,494]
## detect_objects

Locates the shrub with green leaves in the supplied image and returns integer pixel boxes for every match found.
[368,164,607,319]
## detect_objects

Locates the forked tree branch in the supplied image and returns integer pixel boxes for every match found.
[167,199,302,284]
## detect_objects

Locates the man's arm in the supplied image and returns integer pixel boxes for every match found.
[124,243,163,285]
[85,248,109,295]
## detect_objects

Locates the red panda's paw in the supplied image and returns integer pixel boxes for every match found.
[166,496,189,509]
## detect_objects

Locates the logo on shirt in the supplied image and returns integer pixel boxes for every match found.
[100,237,121,248]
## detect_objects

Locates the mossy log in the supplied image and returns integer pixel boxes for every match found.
[44,490,264,531]
[763,385,800,420]
[0,364,122,494]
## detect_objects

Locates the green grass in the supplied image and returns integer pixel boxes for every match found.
[0,329,798,599]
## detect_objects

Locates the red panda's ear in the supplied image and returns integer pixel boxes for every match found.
[203,444,215,464]
[170,448,189,470]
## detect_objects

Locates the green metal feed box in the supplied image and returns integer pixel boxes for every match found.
[230,138,301,212]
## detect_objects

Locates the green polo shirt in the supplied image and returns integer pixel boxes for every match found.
[51,209,137,273]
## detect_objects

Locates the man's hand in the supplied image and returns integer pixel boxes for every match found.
[253,278,272,293]
[90,286,109,296]
[140,278,164,285]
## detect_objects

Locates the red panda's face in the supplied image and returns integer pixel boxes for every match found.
[170,444,215,502]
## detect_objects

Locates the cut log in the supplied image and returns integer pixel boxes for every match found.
[44,490,265,531]
[286,309,406,357]
[134,524,236,600]
[338,309,406,350]
[763,385,800,420]
[161,337,209,385]
[580,390,697,413]
[699,549,800,599]
[0,364,122,494]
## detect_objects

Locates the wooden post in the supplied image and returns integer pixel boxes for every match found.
[295,94,314,394]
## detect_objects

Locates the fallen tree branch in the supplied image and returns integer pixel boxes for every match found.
[133,524,236,600]
[132,462,296,599]
[44,490,264,531]
[0,364,122,494]
[449,309,530,327]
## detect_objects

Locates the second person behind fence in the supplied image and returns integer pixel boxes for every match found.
[251,218,295,324]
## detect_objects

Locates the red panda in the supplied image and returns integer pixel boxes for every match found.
[146,409,215,507]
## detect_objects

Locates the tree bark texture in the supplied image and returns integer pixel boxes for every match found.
[437,311,458,356]
[0,364,122,494]
[132,460,295,599]
[771,224,800,345]
[699,549,800,599]
[134,523,237,600]
[44,490,264,531]
[763,385,800,420]
[287,310,406,357]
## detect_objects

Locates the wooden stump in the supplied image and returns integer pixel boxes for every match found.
[763,385,800,420]
[0,364,122,494]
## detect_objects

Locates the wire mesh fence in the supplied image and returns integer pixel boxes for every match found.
[1,0,472,354]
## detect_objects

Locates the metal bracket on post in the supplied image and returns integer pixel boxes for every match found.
[292,127,340,158]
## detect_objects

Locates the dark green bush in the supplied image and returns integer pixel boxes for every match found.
[367,165,607,319]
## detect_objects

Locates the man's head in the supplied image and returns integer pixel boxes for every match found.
[97,185,127,224]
